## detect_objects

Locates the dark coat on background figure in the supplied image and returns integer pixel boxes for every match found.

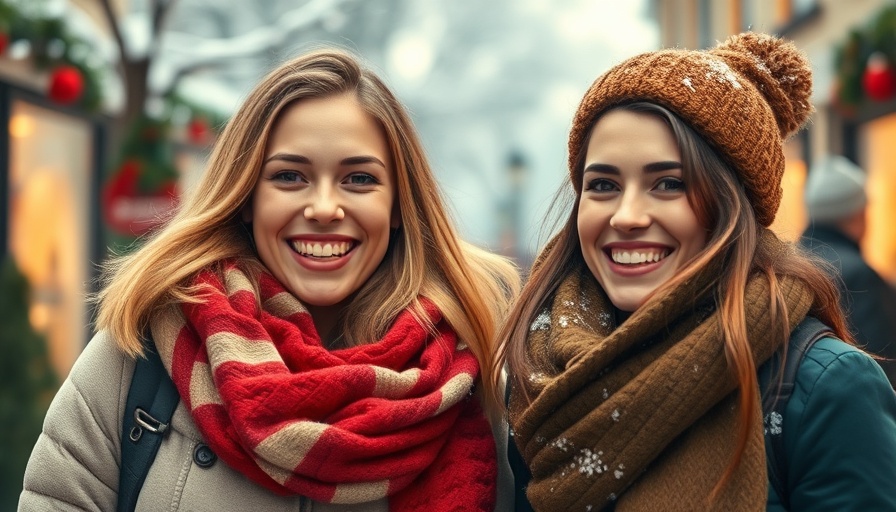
[801,224,896,386]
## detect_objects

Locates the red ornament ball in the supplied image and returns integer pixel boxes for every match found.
[863,52,896,102]
[48,65,85,105]
[0,33,9,55]
[187,116,210,145]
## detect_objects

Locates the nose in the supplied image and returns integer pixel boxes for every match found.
[303,185,345,223]
[609,190,650,231]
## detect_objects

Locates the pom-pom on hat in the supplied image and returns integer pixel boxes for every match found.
[804,155,868,224]
[567,32,814,226]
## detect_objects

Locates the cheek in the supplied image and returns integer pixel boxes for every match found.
[251,203,279,233]
[576,201,606,244]
[669,207,708,254]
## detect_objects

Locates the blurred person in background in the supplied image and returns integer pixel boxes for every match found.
[499,32,896,511]
[19,49,519,511]
[800,155,896,387]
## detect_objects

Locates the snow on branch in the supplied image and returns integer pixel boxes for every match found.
[162,0,353,62]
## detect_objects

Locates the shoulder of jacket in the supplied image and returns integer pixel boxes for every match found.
[801,335,865,366]
[74,330,135,383]
[792,336,884,399]
[68,331,136,420]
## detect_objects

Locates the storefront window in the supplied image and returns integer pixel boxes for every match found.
[7,99,93,378]
[860,113,896,284]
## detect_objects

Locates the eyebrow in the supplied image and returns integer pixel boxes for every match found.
[263,153,387,168]
[342,155,387,168]
[583,161,682,174]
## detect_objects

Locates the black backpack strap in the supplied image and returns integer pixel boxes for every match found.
[504,382,534,511]
[118,340,180,512]
[759,316,833,509]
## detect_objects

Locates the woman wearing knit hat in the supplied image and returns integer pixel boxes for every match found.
[499,32,896,510]
[20,49,520,511]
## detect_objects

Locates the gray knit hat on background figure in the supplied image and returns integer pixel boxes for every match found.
[804,155,868,224]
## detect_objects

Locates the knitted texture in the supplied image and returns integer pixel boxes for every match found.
[149,263,497,510]
[567,32,813,226]
[509,231,815,510]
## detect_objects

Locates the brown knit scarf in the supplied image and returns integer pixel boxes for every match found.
[149,263,497,510]
[509,232,814,511]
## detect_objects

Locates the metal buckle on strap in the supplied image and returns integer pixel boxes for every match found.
[129,407,170,442]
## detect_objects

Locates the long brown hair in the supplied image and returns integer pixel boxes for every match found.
[96,49,520,413]
[497,101,850,489]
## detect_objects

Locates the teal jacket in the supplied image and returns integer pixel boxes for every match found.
[766,336,896,511]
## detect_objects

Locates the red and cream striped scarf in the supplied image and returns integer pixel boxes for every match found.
[149,263,497,510]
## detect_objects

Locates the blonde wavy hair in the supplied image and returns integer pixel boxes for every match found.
[95,48,520,412]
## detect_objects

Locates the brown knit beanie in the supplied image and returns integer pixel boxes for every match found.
[567,32,813,226]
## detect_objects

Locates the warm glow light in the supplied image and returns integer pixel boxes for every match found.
[771,139,808,241]
[9,114,35,138]
[29,303,50,332]
[9,99,92,380]
[862,114,896,284]
[771,159,808,241]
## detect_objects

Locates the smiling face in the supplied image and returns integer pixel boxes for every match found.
[577,108,708,313]
[246,92,397,337]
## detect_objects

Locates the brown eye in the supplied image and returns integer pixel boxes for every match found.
[585,178,618,192]
[345,173,377,186]
[654,177,685,192]
[270,171,303,183]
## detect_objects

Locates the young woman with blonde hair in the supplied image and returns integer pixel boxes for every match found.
[21,49,519,511]
[502,32,896,511]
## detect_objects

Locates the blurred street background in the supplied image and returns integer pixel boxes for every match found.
[3,0,896,506]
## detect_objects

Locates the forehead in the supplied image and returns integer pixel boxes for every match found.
[585,109,679,163]
[267,94,384,146]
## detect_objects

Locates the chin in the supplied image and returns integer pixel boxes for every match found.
[300,296,346,307]
[608,294,648,314]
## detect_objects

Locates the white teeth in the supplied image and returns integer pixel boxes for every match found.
[611,249,669,265]
[292,241,351,257]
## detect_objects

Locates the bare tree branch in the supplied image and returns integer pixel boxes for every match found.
[98,0,128,65]
[162,0,352,63]
[145,0,177,62]
[99,0,357,118]
[159,60,221,98]
[150,0,174,38]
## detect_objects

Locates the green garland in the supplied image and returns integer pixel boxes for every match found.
[0,0,105,110]
[0,0,231,128]
[834,4,896,110]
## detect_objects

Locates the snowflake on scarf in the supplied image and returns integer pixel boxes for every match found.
[575,448,608,477]
[764,411,783,435]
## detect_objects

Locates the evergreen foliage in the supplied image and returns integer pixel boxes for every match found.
[834,4,896,109]
[0,256,59,510]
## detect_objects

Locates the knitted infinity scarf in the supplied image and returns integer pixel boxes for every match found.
[509,233,814,511]
[149,263,497,510]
